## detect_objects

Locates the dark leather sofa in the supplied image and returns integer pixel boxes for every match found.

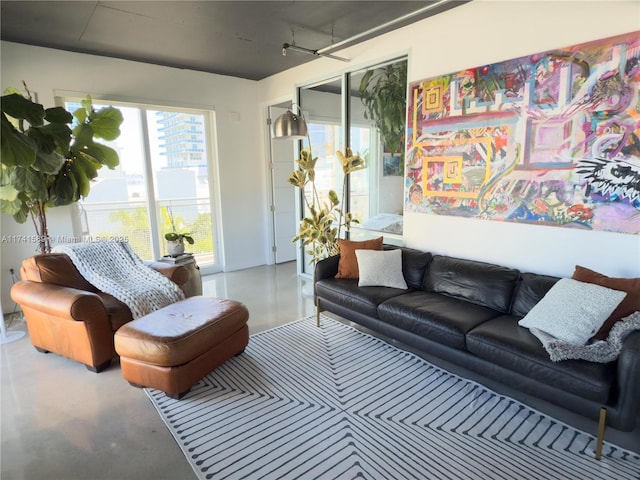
[314,246,640,457]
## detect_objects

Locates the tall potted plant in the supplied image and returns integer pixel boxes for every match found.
[359,60,408,160]
[1,84,123,253]
[288,147,365,265]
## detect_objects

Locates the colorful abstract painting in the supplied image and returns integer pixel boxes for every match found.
[406,31,640,234]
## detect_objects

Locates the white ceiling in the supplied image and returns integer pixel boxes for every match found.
[0,1,468,80]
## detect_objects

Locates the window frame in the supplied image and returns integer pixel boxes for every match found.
[58,93,222,275]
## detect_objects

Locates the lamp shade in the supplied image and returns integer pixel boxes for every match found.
[272,110,308,139]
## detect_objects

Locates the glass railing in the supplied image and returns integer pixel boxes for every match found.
[78,198,214,264]
[157,198,214,262]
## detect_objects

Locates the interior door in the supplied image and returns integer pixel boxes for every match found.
[268,105,297,264]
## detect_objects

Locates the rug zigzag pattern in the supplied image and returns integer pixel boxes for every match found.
[147,316,640,480]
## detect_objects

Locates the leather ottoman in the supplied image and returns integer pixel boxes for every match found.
[114,296,249,398]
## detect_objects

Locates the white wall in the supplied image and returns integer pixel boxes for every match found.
[258,0,640,278]
[1,42,268,310]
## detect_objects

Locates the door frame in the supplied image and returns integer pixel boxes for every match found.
[265,100,298,265]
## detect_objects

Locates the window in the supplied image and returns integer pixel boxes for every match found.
[65,99,219,272]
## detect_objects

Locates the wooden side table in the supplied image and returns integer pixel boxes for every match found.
[158,253,203,297]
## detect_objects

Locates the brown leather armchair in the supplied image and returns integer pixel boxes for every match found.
[10,253,189,373]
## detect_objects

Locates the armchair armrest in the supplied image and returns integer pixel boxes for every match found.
[11,280,108,322]
[11,280,116,370]
[145,261,189,287]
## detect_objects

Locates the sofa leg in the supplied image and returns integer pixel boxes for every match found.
[595,407,606,460]
[316,300,321,327]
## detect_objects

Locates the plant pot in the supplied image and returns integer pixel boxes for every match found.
[167,239,185,256]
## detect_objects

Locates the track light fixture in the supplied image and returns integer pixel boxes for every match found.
[281,43,350,62]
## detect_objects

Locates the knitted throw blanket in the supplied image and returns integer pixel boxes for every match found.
[531,311,640,363]
[53,242,185,319]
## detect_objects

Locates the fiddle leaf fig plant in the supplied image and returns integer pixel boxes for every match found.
[1,83,123,253]
[359,60,408,158]
[289,147,365,265]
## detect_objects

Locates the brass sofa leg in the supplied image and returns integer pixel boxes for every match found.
[595,407,606,460]
[316,300,321,327]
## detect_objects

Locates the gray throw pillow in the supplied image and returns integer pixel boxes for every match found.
[518,278,627,345]
[355,249,408,289]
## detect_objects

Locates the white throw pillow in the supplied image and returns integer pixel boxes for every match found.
[518,278,627,345]
[355,249,408,289]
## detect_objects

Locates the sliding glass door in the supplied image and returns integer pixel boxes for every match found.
[296,57,407,273]
[65,99,219,272]
[298,78,343,274]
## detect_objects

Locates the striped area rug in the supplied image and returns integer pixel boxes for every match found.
[146,315,640,480]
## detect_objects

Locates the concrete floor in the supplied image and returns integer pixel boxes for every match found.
[1,262,315,480]
[2,262,638,480]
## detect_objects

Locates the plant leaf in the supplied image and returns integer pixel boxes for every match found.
[328,189,339,206]
[1,114,37,167]
[79,142,120,169]
[40,121,73,154]
[1,93,45,126]
[51,166,77,205]
[27,124,58,153]
[11,165,45,194]
[11,201,30,223]
[33,150,66,175]
[0,183,19,203]
[71,122,94,146]
[90,106,123,140]
[45,106,73,124]
[73,106,88,125]
[69,158,91,198]
[75,154,98,180]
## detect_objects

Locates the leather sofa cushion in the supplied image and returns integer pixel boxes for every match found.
[511,272,559,317]
[315,278,406,319]
[21,253,98,292]
[378,291,503,350]
[423,255,519,313]
[466,316,614,403]
[97,293,133,332]
[397,247,433,290]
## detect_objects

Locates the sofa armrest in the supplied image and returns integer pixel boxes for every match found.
[11,280,109,322]
[145,261,189,287]
[613,330,640,430]
[314,255,340,301]
[314,255,340,283]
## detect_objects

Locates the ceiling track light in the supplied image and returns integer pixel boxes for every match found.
[281,43,350,62]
